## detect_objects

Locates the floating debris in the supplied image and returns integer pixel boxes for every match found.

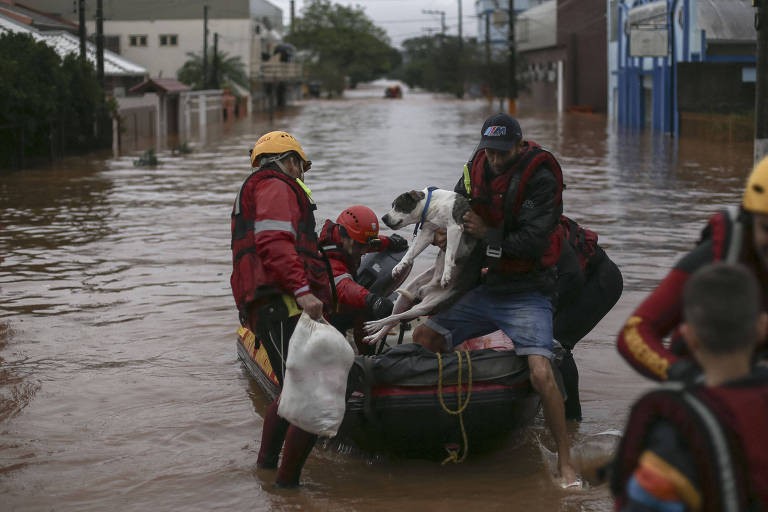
[133,148,159,167]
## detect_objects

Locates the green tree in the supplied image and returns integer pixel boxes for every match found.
[177,50,248,90]
[287,0,401,96]
[396,35,528,99]
[0,32,109,169]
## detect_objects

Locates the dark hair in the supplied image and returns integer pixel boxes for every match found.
[682,263,760,354]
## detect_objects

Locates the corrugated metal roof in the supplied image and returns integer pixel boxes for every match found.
[698,0,755,43]
[0,2,77,32]
[0,14,146,76]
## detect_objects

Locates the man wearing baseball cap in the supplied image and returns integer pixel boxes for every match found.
[413,112,581,488]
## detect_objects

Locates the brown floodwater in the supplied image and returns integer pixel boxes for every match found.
[0,85,756,511]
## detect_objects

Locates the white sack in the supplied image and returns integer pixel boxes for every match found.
[277,312,354,437]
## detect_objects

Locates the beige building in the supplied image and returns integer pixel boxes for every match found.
[19,0,301,111]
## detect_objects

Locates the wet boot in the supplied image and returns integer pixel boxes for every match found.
[257,399,289,469]
[560,350,582,421]
[275,425,317,488]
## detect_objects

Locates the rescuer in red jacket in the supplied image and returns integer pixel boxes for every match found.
[616,156,768,382]
[611,262,768,511]
[230,130,329,488]
[318,205,408,352]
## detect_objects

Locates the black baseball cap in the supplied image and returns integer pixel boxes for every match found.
[477,113,523,151]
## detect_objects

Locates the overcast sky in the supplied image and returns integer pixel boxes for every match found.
[268,0,479,47]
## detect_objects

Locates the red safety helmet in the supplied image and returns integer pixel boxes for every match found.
[336,205,379,244]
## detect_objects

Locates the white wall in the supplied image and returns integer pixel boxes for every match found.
[87,18,254,79]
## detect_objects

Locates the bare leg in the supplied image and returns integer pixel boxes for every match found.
[527,355,578,485]
[412,324,448,353]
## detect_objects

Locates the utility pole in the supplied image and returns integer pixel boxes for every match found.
[485,11,491,66]
[508,0,517,114]
[96,0,104,88]
[458,0,463,52]
[78,0,86,64]
[290,0,295,33]
[202,5,209,89]
[756,0,768,163]
[422,9,446,36]
[212,32,219,89]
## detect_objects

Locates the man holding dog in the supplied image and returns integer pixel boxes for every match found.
[412,112,580,488]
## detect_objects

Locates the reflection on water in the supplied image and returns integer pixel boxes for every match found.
[0,86,755,511]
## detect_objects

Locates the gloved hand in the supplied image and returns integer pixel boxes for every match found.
[365,293,394,319]
[666,359,701,384]
[387,233,408,253]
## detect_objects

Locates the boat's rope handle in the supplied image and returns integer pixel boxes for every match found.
[436,350,472,464]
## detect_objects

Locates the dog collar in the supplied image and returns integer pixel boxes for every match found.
[413,186,438,237]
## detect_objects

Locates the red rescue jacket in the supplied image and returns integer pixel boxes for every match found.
[230,167,331,315]
[611,373,768,511]
[617,207,768,380]
[465,142,564,274]
[318,219,396,310]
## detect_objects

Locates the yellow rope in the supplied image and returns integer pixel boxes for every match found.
[436,350,473,464]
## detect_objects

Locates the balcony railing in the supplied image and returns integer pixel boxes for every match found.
[258,62,303,82]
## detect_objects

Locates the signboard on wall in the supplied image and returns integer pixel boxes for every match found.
[630,27,668,57]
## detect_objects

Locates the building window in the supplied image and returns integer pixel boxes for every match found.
[104,35,120,54]
[159,34,178,46]
[129,35,147,47]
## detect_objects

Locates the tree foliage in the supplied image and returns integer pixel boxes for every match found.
[287,0,401,96]
[177,49,248,91]
[396,35,528,99]
[0,32,110,169]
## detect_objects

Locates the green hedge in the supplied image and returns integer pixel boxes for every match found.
[0,32,111,169]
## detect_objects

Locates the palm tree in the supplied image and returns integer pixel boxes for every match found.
[177,50,249,91]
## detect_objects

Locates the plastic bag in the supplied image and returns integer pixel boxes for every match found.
[277,312,354,437]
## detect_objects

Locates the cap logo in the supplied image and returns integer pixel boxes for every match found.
[483,125,507,137]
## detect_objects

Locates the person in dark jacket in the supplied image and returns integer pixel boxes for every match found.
[319,205,408,353]
[611,262,768,511]
[412,113,580,488]
[230,130,328,488]
[616,156,768,382]
[554,217,623,421]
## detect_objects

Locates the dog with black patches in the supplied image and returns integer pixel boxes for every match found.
[362,188,483,345]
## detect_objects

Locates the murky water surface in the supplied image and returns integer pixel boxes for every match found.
[0,86,755,511]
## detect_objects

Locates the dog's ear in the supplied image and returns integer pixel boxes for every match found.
[409,190,426,201]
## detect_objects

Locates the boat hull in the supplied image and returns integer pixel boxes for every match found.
[236,326,541,459]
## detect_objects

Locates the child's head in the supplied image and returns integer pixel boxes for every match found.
[682,263,764,357]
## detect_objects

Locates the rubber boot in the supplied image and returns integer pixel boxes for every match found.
[257,400,289,469]
[560,350,582,421]
[275,425,317,488]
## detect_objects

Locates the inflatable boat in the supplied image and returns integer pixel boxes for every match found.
[236,325,543,460]
[236,249,552,460]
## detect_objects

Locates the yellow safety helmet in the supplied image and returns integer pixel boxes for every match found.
[249,130,309,168]
[742,156,768,214]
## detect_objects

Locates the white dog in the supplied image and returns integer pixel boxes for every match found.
[362,188,482,345]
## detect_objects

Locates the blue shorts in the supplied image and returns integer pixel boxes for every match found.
[424,285,554,358]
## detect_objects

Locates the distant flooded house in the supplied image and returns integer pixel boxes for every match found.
[0,6,151,156]
[608,0,756,137]
[475,0,608,114]
[19,0,303,115]
[0,6,147,97]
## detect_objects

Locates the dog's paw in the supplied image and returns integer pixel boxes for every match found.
[362,327,388,345]
[363,319,384,334]
[440,271,454,288]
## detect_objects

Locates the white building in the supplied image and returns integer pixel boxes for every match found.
[19,0,299,110]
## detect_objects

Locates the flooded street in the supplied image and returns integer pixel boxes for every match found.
[0,87,756,511]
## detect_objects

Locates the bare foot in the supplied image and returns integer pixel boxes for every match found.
[559,462,580,488]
